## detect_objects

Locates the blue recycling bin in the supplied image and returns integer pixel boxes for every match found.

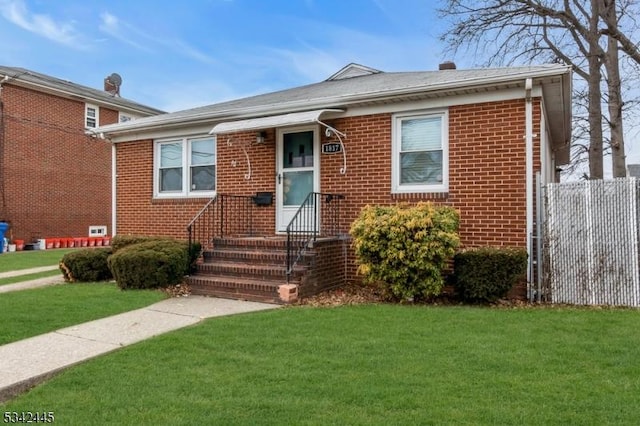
[0,222,8,254]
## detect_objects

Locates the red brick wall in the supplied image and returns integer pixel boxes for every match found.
[1,84,116,242]
[115,140,212,237]
[115,98,542,275]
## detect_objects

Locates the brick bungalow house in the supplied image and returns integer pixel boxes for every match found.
[0,66,163,245]
[94,63,572,303]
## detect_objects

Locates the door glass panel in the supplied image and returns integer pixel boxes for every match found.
[283,171,313,206]
[283,131,314,168]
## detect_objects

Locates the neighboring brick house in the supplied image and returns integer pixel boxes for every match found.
[95,63,572,303]
[0,66,163,244]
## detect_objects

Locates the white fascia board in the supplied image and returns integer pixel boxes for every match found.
[344,86,544,117]
[109,124,215,143]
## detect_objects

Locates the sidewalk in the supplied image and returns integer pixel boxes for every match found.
[0,266,64,294]
[0,265,59,279]
[0,296,279,402]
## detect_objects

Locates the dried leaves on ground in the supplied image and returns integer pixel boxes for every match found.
[295,284,386,307]
[161,283,191,298]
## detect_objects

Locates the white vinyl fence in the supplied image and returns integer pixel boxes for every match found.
[543,178,640,307]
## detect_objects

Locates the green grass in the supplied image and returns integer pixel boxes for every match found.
[3,305,640,425]
[0,282,166,345]
[0,249,76,273]
[0,269,61,286]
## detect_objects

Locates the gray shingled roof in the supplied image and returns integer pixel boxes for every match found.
[96,63,571,135]
[0,65,164,115]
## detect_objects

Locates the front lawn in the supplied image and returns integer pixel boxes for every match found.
[0,283,166,345]
[0,249,76,273]
[3,305,640,424]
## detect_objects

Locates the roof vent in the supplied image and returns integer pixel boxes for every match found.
[439,61,457,70]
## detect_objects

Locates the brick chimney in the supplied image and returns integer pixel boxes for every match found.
[104,77,120,96]
[439,61,457,70]
[104,74,121,96]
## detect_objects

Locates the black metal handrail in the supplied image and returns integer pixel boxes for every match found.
[286,192,345,281]
[187,194,255,251]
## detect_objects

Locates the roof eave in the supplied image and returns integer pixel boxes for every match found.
[2,75,164,116]
[98,65,573,138]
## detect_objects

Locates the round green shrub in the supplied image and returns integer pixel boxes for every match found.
[350,202,460,301]
[453,247,528,303]
[108,239,189,290]
[110,235,168,253]
[60,248,113,282]
[111,235,201,273]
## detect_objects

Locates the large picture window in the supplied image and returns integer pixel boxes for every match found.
[392,110,448,193]
[154,136,216,197]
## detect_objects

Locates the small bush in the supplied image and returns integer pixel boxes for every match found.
[350,202,460,301]
[110,235,164,253]
[112,235,201,274]
[453,247,528,303]
[108,239,189,289]
[60,248,113,282]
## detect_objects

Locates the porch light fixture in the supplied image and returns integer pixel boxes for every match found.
[256,131,267,144]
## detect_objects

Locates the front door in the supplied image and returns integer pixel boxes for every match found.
[276,126,319,232]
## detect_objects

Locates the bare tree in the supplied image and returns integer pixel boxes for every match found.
[439,0,640,179]
[600,0,625,177]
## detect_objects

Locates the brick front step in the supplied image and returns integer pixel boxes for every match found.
[188,275,298,304]
[195,261,306,280]
[188,236,307,304]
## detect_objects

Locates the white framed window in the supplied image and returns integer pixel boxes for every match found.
[392,110,448,193]
[154,136,216,198]
[85,104,99,128]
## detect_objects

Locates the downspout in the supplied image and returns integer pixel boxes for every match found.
[525,78,534,288]
[111,143,117,236]
[86,130,116,236]
[0,76,8,218]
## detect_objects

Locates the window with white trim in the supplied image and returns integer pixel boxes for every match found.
[85,104,99,128]
[392,110,448,193]
[154,136,216,197]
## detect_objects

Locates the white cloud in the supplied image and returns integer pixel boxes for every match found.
[99,12,149,51]
[0,0,82,47]
[99,11,216,64]
[250,21,438,85]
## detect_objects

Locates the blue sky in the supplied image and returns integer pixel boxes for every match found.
[0,0,460,112]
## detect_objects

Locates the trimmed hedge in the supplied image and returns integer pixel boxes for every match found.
[453,247,528,303]
[110,235,166,253]
[108,239,189,290]
[350,202,460,301]
[60,248,113,282]
[111,235,201,272]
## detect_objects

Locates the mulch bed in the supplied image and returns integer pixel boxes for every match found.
[165,281,530,308]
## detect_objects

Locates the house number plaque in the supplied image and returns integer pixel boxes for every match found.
[322,142,342,154]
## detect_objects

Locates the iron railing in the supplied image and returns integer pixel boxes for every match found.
[187,194,255,251]
[286,192,345,281]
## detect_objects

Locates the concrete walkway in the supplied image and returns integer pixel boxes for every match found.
[0,266,64,294]
[0,265,59,279]
[0,296,279,402]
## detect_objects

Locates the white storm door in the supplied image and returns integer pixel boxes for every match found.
[276,127,319,232]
